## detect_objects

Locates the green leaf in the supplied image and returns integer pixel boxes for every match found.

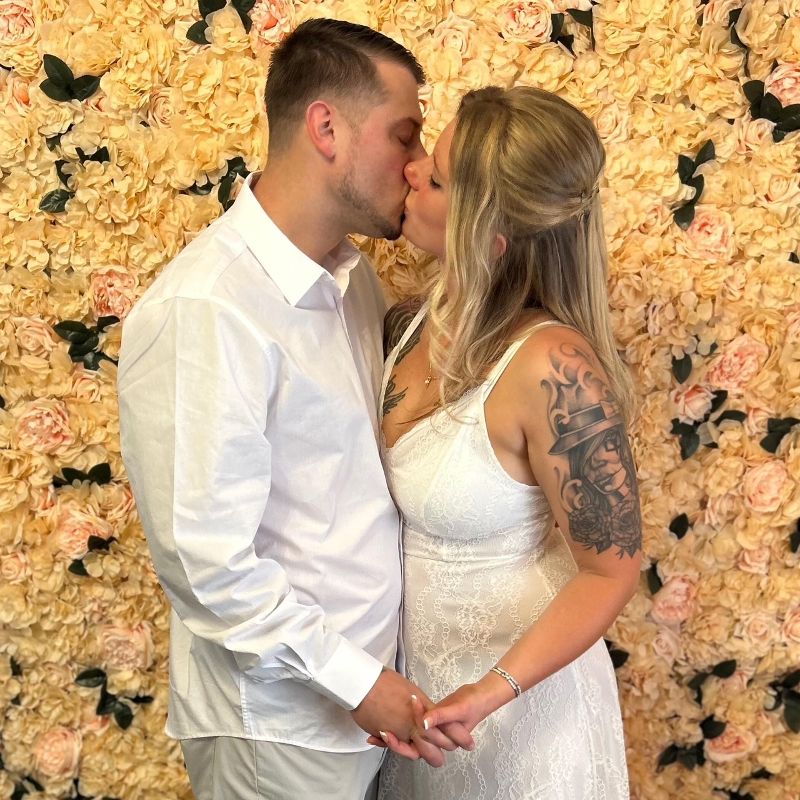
[199,0,226,16]
[695,139,715,167]
[677,748,699,769]
[760,431,784,453]
[712,659,737,678]
[68,333,100,358]
[186,19,210,44]
[87,535,111,552]
[715,409,746,424]
[785,701,800,733]
[68,559,89,576]
[88,463,112,484]
[776,103,800,131]
[742,80,764,104]
[43,54,75,88]
[679,429,700,460]
[72,74,102,101]
[226,155,249,177]
[113,702,134,729]
[187,180,214,195]
[768,416,800,433]
[790,530,800,554]
[95,315,120,331]
[782,669,800,689]
[677,154,695,184]
[10,657,22,677]
[62,467,89,484]
[567,8,593,27]
[708,389,728,416]
[674,203,695,230]
[54,159,72,189]
[550,13,565,41]
[39,188,73,213]
[671,354,692,383]
[688,174,705,202]
[53,320,90,341]
[700,715,726,739]
[128,694,154,704]
[79,146,111,164]
[669,513,689,539]
[75,668,107,688]
[760,92,782,122]
[45,134,63,151]
[556,33,576,55]
[41,76,74,101]
[656,744,679,770]
[96,687,117,715]
[646,563,662,594]
[232,0,256,14]
[218,173,235,211]
[609,648,629,669]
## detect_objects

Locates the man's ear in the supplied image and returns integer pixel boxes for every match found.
[305,100,337,159]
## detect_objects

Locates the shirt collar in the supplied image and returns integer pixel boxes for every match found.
[227,173,362,306]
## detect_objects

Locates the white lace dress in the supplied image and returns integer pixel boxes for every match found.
[378,308,629,800]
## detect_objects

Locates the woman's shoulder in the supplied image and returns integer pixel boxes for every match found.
[384,296,426,356]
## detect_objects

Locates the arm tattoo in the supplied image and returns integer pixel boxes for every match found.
[384,296,424,359]
[543,343,642,559]
[382,375,407,418]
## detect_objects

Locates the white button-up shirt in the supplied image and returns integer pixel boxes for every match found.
[118,175,402,752]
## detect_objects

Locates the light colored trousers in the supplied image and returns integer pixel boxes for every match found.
[181,736,384,800]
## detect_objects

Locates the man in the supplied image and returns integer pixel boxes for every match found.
[118,18,467,800]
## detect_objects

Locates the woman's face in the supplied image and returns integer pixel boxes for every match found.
[401,120,455,261]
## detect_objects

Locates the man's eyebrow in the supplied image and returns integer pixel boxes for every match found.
[393,116,422,130]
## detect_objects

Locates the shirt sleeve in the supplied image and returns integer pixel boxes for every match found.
[118,295,382,710]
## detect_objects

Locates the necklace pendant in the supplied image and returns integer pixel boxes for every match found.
[424,376,433,388]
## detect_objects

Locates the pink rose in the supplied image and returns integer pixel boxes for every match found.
[765,62,800,107]
[744,405,772,437]
[0,0,35,46]
[2,69,31,113]
[650,576,697,627]
[15,399,74,454]
[737,546,771,574]
[33,727,81,779]
[499,0,554,44]
[705,725,757,763]
[99,621,154,670]
[651,626,682,666]
[250,0,292,47]
[53,502,113,560]
[684,206,735,260]
[670,384,714,423]
[743,461,789,513]
[81,713,110,736]
[0,551,29,583]
[12,316,55,357]
[90,268,137,321]
[705,334,769,393]
[69,369,102,402]
[431,13,475,55]
[781,607,800,644]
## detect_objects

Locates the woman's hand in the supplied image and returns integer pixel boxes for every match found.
[422,675,514,733]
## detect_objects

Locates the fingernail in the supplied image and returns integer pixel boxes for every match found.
[379,730,388,742]
[423,718,429,731]
[411,694,418,702]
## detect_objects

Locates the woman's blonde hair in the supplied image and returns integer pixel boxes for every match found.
[428,85,634,420]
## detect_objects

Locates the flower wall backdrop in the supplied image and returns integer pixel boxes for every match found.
[1,0,799,798]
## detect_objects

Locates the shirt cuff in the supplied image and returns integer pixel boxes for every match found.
[310,636,384,711]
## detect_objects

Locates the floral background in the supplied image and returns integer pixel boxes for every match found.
[1,0,799,797]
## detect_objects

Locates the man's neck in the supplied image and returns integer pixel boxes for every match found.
[252,162,346,269]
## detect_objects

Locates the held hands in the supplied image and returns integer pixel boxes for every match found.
[350,669,474,768]
[367,672,517,765]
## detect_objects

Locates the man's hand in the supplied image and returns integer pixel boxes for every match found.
[351,671,474,767]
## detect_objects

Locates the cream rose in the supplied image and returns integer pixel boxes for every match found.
[33,727,82,779]
[12,315,55,356]
[0,0,35,46]
[703,493,737,528]
[100,621,154,670]
[705,724,757,763]
[53,503,113,560]
[15,399,74,454]
[670,384,715,424]
[736,546,771,574]
[737,611,781,654]
[0,550,30,583]
[705,334,769,393]
[702,0,744,25]
[499,0,554,44]
[651,625,682,666]
[742,461,789,513]
[764,62,800,107]
[650,576,697,627]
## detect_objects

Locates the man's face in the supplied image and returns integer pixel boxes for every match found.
[335,59,425,240]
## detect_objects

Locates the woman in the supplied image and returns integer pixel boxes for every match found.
[374,86,641,799]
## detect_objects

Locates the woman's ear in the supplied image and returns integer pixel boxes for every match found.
[305,100,337,159]
[494,234,508,259]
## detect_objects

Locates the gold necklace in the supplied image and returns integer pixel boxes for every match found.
[424,360,437,388]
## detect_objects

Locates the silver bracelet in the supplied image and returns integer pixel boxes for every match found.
[490,665,522,698]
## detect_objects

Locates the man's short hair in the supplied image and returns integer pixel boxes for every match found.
[265,18,425,154]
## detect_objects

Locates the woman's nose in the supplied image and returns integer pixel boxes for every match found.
[404,159,421,189]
